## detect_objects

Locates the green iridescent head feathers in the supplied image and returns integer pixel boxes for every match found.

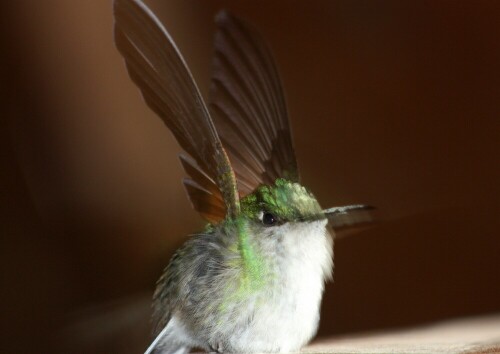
[241,179,324,223]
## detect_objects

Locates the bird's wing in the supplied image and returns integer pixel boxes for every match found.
[208,11,299,196]
[114,0,239,222]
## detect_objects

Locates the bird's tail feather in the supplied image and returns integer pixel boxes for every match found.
[144,320,189,354]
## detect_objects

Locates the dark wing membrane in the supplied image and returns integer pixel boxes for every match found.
[179,154,226,223]
[209,11,299,196]
[114,0,239,220]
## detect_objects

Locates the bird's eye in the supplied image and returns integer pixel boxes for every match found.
[262,212,277,226]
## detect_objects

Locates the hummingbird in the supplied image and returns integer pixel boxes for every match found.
[114,0,372,352]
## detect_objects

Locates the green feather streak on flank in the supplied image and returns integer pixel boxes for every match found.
[223,217,267,290]
[217,217,267,315]
[236,217,266,289]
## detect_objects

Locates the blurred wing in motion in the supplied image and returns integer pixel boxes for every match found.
[114,0,239,222]
[209,11,299,196]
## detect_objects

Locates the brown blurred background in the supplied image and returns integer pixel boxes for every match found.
[1,1,499,353]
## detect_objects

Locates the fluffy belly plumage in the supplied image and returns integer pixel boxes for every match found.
[216,221,333,353]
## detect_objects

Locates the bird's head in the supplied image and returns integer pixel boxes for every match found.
[240,178,324,228]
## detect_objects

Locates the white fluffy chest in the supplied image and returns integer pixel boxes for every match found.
[230,220,334,352]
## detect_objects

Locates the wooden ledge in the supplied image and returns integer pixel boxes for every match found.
[304,314,500,353]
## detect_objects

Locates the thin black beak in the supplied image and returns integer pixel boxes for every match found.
[323,204,374,217]
[323,204,375,228]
